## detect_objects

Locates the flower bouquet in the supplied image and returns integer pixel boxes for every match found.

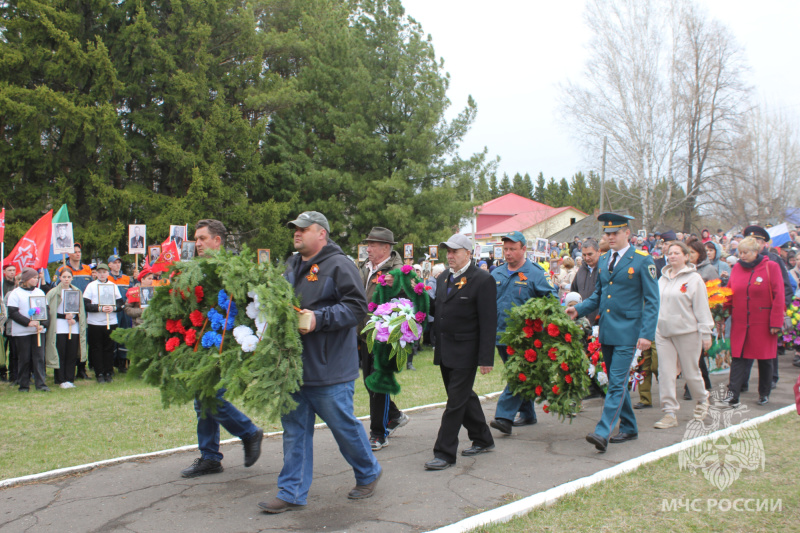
[362,264,431,395]
[500,295,591,421]
[783,299,800,347]
[705,279,733,323]
[586,336,608,395]
[113,247,304,419]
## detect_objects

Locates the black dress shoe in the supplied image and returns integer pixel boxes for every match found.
[461,444,495,456]
[586,432,607,452]
[243,428,264,467]
[512,415,537,427]
[633,402,652,409]
[758,396,769,405]
[181,457,223,478]
[489,418,512,435]
[609,432,638,443]
[424,458,453,470]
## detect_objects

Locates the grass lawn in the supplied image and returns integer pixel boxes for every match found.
[473,413,800,533]
[0,347,503,480]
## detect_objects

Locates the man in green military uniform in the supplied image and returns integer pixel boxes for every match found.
[567,213,660,452]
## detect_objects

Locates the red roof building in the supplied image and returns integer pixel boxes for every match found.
[469,193,588,242]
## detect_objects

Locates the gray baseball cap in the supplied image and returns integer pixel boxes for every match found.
[287,211,330,232]
[439,234,472,250]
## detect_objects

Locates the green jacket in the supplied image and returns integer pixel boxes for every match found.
[45,284,89,367]
[358,250,405,338]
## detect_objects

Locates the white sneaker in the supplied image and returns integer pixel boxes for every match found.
[693,399,710,421]
[654,414,678,429]
[60,382,71,389]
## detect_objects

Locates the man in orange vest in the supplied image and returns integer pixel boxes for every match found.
[107,254,134,373]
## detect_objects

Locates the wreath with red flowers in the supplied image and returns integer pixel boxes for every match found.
[113,247,304,418]
[500,295,591,421]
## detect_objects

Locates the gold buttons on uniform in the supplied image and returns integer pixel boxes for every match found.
[607,309,610,312]
[609,281,613,285]
[607,295,611,298]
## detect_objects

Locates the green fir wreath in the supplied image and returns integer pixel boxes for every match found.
[113,247,304,419]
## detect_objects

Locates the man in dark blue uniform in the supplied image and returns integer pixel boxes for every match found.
[567,213,660,452]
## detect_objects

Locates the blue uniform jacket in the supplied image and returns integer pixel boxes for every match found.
[574,248,659,346]
[492,259,558,343]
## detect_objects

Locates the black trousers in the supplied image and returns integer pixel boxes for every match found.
[56,333,80,383]
[698,353,711,389]
[5,334,18,381]
[742,344,780,385]
[14,334,46,390]
[88,325,116,376]
[433,365,494,464]
[729,357,773,399]
[359,341,401,438]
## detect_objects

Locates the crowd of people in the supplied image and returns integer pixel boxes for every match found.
[1,210,796,515]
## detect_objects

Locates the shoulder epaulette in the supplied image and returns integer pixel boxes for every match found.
[635,249,649,256]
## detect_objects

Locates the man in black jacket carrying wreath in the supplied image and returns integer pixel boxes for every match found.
[259,211,382,514]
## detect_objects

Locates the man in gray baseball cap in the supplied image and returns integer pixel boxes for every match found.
[287,211,330,233]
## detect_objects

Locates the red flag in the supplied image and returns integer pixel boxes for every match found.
[0,208,5,242]
[151,238,179,273]
[3,210,53,271]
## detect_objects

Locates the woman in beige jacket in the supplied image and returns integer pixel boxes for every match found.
[654,241,714,428]
[555,257,577,301]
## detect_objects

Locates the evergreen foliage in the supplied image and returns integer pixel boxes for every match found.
[112,247,303,418]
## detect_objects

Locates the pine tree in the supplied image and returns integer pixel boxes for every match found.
[534,172,546,203]
[489,173,499,197]
[558,178,571,207]
[523,173,534,200]
[498,173,512,196]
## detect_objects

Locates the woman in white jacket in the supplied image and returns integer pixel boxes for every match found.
[654,241,714,429]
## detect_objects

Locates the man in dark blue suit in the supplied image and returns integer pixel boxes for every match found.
[567,213,660,452]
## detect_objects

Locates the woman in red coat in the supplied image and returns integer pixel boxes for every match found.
[726,237,785,407]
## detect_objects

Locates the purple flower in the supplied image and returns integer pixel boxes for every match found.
[374,302,395,316]
[368,302,377,312]
[400,320,419,342]
[376,325,390,342]
[794,338,800,345]
[377,274,387,286]
[401,265,413,275]
[415,311,426,322]
[414,282,425,295]
[783,335,792,343]
[395,298,413,308]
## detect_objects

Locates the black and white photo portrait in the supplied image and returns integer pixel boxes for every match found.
[181,241,196,261]
[63,290,81,314]
[169,225,186,249]
[129,224,146,254]
[97,284,117,307]
[149,245,161,264]
[140,287,155,308]
[53,222,74,254]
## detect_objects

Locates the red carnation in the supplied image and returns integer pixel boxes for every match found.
[523,326,535,338]
[534,339,543,348]
[525,319,534,327]
[189,310,204,327]
[602,362,607,373]
[547,323,560,337]
[184,329,197,347]
[533,319,544,332]
[524,349,537,362]
[518,373,527,382]
[166,319,186,334]
[548,347,558,361]
[165,337,181,352]
[543,404,550,413]
[565,374,573,384]
[535,385,543,396]
[591,354,599,365]
[564,333,572,343]
[552,385,560,395]
[588,341,601,353]
[560,362,569,371]
[195,286,205,303]
[506,346,515,355]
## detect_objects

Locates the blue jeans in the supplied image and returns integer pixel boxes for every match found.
[195,389,258,462]
[594,345,638,439]
[495,345,536,422]
[278,381,381,505]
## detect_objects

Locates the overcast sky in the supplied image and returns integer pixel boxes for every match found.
[402,0,800,182]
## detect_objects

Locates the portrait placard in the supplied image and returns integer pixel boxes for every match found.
[403,243,414,259]
[62,290,81,314]
[357,245,368,263]
[128,224,146,255]
[180,241,196,261]
[29,296,47,321]
[535,237,548,258]
[257,249,271,265]
[428,245,438,261]
[148,245,161,264]
[493,245,504,261]
[53,222,74,254]
[139,287,155,308]
[97,283,117,307]
[169,225,187,249]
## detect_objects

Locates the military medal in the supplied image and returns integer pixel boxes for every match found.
[307,264,320,282]
[628,267,634,279]
[755,277,763,285]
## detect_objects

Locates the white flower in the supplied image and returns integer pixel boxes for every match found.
[254,319,267,338]
[233,325,254,343]
[588,364,596,378]
[246,301,260,320]
[247,291,257,299]
[597,371,608,386]
[241,335,259,352]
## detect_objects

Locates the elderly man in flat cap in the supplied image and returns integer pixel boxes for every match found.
[358,227,412,451]
[424,234,496,471]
